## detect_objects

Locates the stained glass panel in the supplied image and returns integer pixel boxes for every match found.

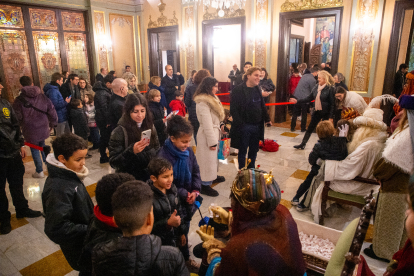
[61,12,85,31]
[29,8,57,30]
[64,33,90,82]
[33,31,62,88]
[0,30,32,102]
[0,5,24,28]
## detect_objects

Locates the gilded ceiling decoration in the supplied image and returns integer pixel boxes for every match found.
[203,6,245,20]
[148,0,178,28]
[281,0,343,12]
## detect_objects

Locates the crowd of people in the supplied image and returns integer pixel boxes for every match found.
[1,59,414,276]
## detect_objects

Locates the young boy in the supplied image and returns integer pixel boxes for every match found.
[42,133,93,271]
[169,90,186,117]
[148,89,168,146]
[79,173,135,275]
[147,157,186,248]
[157,115,201,271]
[70,99,91,157]
[291,121,348,211]
[92,181,189,276]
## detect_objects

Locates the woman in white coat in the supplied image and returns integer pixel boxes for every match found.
[335,86,368,116]
[194,77,225,197]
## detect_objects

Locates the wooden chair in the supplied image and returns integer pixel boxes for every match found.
[320,177,380,225]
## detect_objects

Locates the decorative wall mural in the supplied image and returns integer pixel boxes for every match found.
[61,11,85,31]
[29,8,57,30]
[281,0,343,12]
[184,7,195,79]
[41,53,57,70]
[203,6,245,20]
[0,5,24,28]
[7,53,25,71]
[94,11,109,70]
[148,0,178,28]
[255,0,267,68]
[315,16,335,63]
[64,33,90,82]
[111,16,132,28]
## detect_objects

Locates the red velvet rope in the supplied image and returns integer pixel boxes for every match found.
[24,142,44,151]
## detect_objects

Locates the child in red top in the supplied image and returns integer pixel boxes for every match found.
[289,68,301,96]
[169,90,186,117]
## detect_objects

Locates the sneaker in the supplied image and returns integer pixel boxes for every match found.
[201,185,219,197]
[185,258,200,274]
[0,220,12,235]
[32,171,45,178]
[291,198,299,206]
[16,208,42,219]
[296,204,309,212]
[100,156,109,164]
[213,175,225,184]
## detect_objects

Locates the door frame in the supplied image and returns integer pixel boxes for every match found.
[147,25,180,77]
[383,0,414,95]
[202,17,246,76]
[276,7,343,123]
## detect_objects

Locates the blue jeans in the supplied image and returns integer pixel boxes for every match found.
[89,127,100,147]
[238,124,260,169]
[30,140,46,173]
[202,181,213,186]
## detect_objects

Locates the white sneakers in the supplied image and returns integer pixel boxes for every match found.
[32,171,45,178]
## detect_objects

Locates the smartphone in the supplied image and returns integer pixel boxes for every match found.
[68,95,72,99]
[141,129,151,144]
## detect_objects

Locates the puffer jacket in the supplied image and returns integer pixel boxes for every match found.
[70,107,90,140]
[12,86,58,143]
[0,99,24,158]
[184,83,198,125]
[44,82,68,123]
[149,180,187,247]
[92,234,189,276]
[93,81,112,128]
[297,84,336,118]
[308,136,348,166]
[148,101,167,146]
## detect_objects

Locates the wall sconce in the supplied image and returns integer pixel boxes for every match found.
[97,34,112,52]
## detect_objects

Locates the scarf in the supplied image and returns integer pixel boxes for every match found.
[94,205,117,228]
[164,138,191,185]
[45,153,89,181]
[315,84,326,111]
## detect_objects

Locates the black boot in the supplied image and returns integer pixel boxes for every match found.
[16,208,42,218]
[201,185,219,197]
[0,219,12,234]
[294,131,311,150]
[213,176,225,184]
[293,143,306,150]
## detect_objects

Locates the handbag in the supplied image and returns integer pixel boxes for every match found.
[218,135,231,160]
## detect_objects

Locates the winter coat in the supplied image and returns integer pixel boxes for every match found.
[95,73,104,84]
[161,74,181,105]
[292,73,317,101]
[78,215,122,274]
[149,181,186,246]
[84,103,97,127]
[297,84,336,118]
[308,136,348,166]
[148,101,167,146]
[259,78,276,92]
[228,69,242,89]
[42,155,93,270]
[0,99,24,159]
[393,70,406,98]
[79,84,93,101]
[109,93,126,127]
[92,234,189,276]
[60,81,81,100]
[340,91,368,116]
[169,99,186,117]
[289,75,301,95]
[335,81,349,91]
[194,94,225,182]
[70,107,90,140]
[230,83,270,149]
[44,83,68,123]
[148,82,168,108]
[12,86,58,143]
[109,117,160,181]
[184,83,198,125]
[93,81,112,128]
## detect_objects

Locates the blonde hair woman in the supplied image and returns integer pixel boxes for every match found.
[290,70,336,149]
[123,72,138,94]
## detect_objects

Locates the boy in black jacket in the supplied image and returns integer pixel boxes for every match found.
[79,173,135,275]
[92,181,189,276]
[42,133,93,271]
[147,157,186,247]
[291,121,348,211]
[148,89,168,146]
[70,99,91,157]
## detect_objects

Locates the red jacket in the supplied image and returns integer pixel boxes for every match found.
[289,75,301,95]
[169,100,186,117]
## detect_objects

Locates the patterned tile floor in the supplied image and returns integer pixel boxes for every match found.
[1,126,388,276]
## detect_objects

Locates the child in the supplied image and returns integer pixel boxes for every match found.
[92,181,189,276]
[42,133,93,271]
[148,76,168,108]
[169,90,186,117]
[148,89,168,146]
[70,99,91,157]
[148,157,187,247]
[79,173,135,275]
[289,68,301,96]
[157,115,201,271]
[291,121,348,211]
[84,93,100,150]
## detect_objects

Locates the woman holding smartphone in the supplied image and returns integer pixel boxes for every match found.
[109,93,159,181]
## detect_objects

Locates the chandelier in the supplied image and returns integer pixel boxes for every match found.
[181,0,246,10]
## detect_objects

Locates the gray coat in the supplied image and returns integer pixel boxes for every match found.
[292,73,316,101]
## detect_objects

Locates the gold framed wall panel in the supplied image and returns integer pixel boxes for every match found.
[61,11,85,31]
[137,15,144,83]
[184,6,195,80]
[0,30,32,101]
[94,11,109,71]
[109,13,136,79]
[64,32,90,82]
[0,5,24,28]
[29,8,57,30]
[255,0,268,68]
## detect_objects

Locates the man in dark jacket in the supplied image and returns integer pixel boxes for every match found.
[161,64,183,112]
[291,66,320,132]
[79,173,135,275]
[13,76,58,178]
[234,61,252,88]
[94,74,115,163]
[44,72,71,137]
[0,79,42,235]
[228,64,242,90]
[92,181,189,276]
[95,68,108,83]
[60,74,80,131]
[393,64,408,99]
[70,99,90,144]
[109,78,128,128]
